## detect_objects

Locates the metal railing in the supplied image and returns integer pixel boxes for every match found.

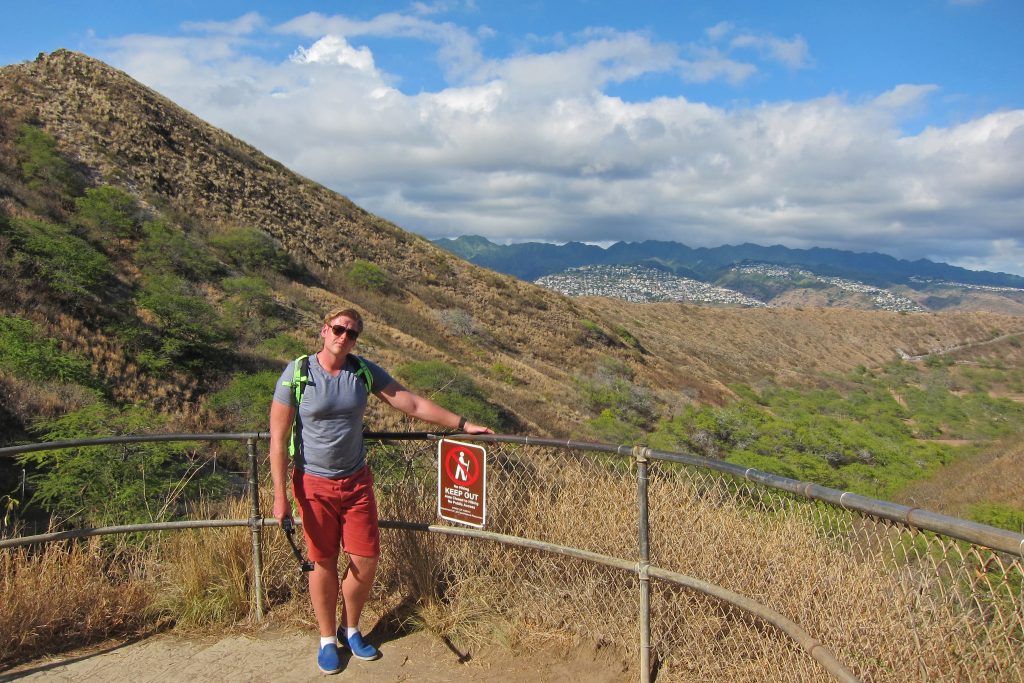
[2,432,1022,682]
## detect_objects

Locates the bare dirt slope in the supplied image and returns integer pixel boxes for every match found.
[896,439,1024,516]
[2,628,630,683]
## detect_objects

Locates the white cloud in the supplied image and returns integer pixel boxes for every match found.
[872,84,939,110]
[680,46,756,84]
[683,23,810,84]
[705,22,734,42]
[275,11,485,82]
[291,35,376,72]
[472,31,679,96]
[730,33,811,69]
[411,1,477,15]
[94,11,1024,275]
[181,11,265,36]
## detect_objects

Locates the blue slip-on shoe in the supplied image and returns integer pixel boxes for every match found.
[317,642,342,674]
[344,631,380,661]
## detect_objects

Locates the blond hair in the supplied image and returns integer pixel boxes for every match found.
[323,307,364,332]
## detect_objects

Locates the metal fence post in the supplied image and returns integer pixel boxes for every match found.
[634,445,651,683]
[247,437,265,620]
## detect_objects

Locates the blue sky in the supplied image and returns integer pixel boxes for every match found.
[4,1,1024,275]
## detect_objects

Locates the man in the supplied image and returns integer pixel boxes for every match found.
[269,307,494,675]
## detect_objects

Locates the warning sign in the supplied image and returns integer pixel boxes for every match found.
[438,438,487,527]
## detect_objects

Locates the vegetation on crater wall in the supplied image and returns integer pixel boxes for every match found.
[2,107,1023,543]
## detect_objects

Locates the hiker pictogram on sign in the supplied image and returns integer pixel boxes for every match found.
[438,439,487,528]
[445,448,480,486]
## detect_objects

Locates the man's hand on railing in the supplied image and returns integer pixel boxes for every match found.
[272,494,291,526]
[461,420,494,435]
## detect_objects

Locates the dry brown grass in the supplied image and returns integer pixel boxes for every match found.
[0,497,311,668]
[0,537,150,666]
[0,372,96,424]
[145,514,252,630]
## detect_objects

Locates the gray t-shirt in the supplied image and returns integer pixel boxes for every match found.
[273,353,394,479]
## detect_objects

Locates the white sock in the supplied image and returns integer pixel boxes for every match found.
[320,635,338,648]
[345,627,359,639]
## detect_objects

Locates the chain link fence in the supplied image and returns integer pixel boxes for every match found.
[364,436,1022,683]
[3,433,1022,682]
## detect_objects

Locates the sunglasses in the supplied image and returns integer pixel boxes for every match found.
[329,324,360,340]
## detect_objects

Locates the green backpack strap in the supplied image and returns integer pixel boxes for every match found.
[349,353,374,394]
[281,354,310,458]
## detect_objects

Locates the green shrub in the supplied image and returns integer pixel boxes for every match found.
[135,274,228,367]
[577,318,615,346]
[256,334,309,360]
[15,124,79,194]
[396,360,504,429]
[3,217,112,300]
[924,354,953,369]
[207,226,292,274]
[489,362,520,385]
[645,355,1024,499]
[21,402,225,526]
[586,408,644,444]
[207,371,279,431]
[399,360,474,396]
[74,185,140,239]
[346,259,388,291]
[729,383,763,404]
[0,315,95,385]
[220,275,280,339]
[967,503,1024,534]
[576,356,658,429]
[614,325,640,349]
[137,220,219,280]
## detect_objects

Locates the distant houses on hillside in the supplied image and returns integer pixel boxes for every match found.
[535,265,769,307]
[535,263,932,312]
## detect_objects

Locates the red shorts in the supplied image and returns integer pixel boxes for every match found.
[292,466,380,560]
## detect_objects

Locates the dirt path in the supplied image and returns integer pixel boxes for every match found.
[1,628,630,683]
[896,329,1024,361]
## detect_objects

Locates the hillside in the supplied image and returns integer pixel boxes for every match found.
[2,49,1024,443]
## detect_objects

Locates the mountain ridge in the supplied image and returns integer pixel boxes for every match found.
[435,234,1024,288]
[435,235,1024,313]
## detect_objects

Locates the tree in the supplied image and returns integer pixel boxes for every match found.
[346,259,388,291]
[0,315,95,385]
[15,124,79,195]
[3,217,112,300]
[397,360,505,429]
[208,226,292,274]
[21,402,224,526]
[74,185,140,239]
[136,219,219,281]
[220,275,281,341]
[135,274,227,368]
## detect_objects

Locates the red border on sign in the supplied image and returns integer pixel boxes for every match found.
[437,438,487,528]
